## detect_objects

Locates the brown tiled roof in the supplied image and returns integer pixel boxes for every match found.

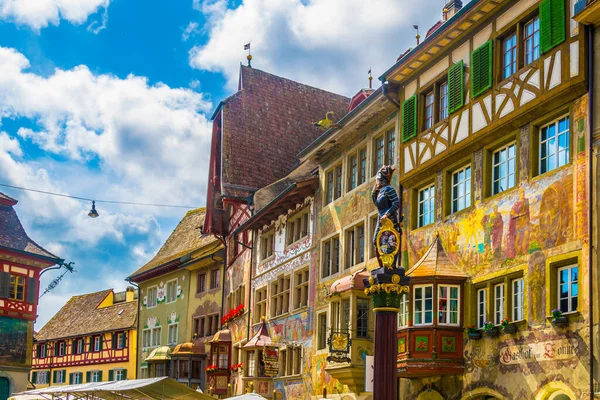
[36,290,137,341]
[244,320,271,348]
[129,207,218,280]
[219,66,350,198]
[0,192,61,261]
[406,236,469,278]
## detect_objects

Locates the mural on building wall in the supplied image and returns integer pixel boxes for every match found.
[0,316,29,365]
[398,95,591,399]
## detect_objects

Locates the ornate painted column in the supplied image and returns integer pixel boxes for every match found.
[364,218,410,400]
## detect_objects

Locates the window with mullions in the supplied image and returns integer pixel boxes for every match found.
[373,129,396,173]
[326,164,343,204]
[417,184,435,228]
[317,312,328,350]
[254,287,267,323]
[413,285,433,325]
[356,298,370,338]
[503,33,517,79]
[524,16,540,65]
[398,293,408,328]
[492,143,517,195]
[424,91,435,129]
[438,285,459,326]
[348,154,358,191]
[439,82,449,121]
[451,166,471,213]
[558,265,578,313]
[345,223,365,269]
[322,236,340,278]
[9,274,25,301]
[477,288,487,329]
[540,116,570,174]
[494,283,505,325]
[512,278,524,321]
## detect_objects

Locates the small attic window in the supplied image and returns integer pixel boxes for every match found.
[118,309,124,315]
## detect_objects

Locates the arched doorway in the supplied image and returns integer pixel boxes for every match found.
[535,382,577,400]
[0,377,10,400]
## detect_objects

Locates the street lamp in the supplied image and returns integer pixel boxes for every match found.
[88,201,99,218]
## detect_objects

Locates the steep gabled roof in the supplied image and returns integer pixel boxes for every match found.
[218,66,350,199]
[406,236,469,278]
[35,289,137,341]
[0,192,61,262]
[128,207,218,281]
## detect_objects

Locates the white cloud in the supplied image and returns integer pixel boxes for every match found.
[189,0,448,96]
[182,21,200,41]
[0,0,111,31]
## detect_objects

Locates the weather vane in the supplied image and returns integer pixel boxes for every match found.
[244,42,252,67]
[368,68,372,89]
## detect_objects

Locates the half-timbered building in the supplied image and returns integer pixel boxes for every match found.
[31,287,138,388]
[0,192,63,399]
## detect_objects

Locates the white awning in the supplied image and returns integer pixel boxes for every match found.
[16,377,213,399]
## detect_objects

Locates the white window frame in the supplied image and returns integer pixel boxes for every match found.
[94,336,101,352]
[413,284,434,326]
[451,165,471,213]
[151,326,162,347]
[539,115,570,174]
[492,142,517,195]
[317,311,328,351]
[494,283,505,325]
[115,369,126,381]
[147,286,158,308]
[72,372,82,384]
[58,341,65,356]
[438,284,460,326]
[293,267,309,310]
[558,264,578,313]
[166,279,178,304]
[91,371,101,383]
[270,274,291,318]
[345,222,365,269]
[116,332,126,349]
[39,344,47,358]
[167,323,178,345]
[55,370,65,384]
[255,286,268,323]
[398,293,409,328]
[76,338,85,354]
[36,371,49,384]
[418,184,435,228]
[512,278,525,321]
[321,235,340,278]
[477,288,487,329]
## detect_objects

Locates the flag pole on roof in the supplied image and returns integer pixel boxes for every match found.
[244,42,252,67]
[414,25,420,45]
[368,68,372,89]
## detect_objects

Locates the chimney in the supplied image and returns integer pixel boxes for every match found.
[126,286,135,302]
[444,0,463,21]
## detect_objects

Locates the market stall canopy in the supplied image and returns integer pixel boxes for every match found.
[16,377,213,400]
[225,394,267,399]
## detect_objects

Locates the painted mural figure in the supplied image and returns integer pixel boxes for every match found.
[491,205,504,259]
[371,165,401,268]
[507,188,530,258]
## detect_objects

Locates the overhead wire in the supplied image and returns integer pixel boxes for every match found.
[0,183,198,209]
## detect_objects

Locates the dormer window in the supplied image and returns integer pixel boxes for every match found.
[9,274,25,301]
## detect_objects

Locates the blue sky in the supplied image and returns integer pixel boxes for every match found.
[0,0,444,327]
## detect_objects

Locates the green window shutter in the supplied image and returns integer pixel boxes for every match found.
[53,371,57,384]
[471,41,493,98]
[122,369,127,380]
[31,372,37,384]
[86,371,91,383]
[120,332,127,349]
[448,60,464,114]
[0,271,9,298]
[108,370,114,381]
[112,333,117,349]
[89,337,93,352]
[98,371,103,381]
[53,343,58,357]
[402,95,418,142]
[68,373,72,385]
[79,372,83,383]
[99,335,103,351]
[540,0,566,53]
[71,340,76,355]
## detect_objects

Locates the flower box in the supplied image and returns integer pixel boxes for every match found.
[502,323,517,334]
[484,327,500,337]
[467,331,482,340]
[551,316,569,327]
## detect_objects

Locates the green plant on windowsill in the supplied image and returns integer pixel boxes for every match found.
[551,308,569,327]
[483,321,499,337]
[466,325,481,340]
[500,318,517,334]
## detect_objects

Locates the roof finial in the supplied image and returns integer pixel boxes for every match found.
[368,67,373,89]
[414,25,420,45]
[244,42,252,67]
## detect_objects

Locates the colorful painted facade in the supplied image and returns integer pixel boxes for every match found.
[0,193,62,399]
[128,207,221,391]
[299,0,595,398]
[31,287,138,389]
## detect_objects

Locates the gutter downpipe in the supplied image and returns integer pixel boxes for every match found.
[588,23,595,399]
[382,81,401,109]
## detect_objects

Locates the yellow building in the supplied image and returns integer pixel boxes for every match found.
[30,287,138,387]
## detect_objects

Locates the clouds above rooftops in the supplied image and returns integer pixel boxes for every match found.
[0,0,112,31]
[189,0,447,96]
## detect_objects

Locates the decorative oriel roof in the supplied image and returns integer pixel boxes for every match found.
[216,66,350,199]
[171,340,205,356]
[0,192,61,262]
[35,289,137,341]
[145,346,172,362]
[243,320,271,349]
[406,236,469,279]
[210,329,232,344]
[128,207,218,281]
[329,268,370,294]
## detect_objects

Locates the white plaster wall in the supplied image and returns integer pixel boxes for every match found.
[496,0,537,31]
[472,23,492,49]
[405,80,417,99]
[419,57,449,87]
[452,41,470,66]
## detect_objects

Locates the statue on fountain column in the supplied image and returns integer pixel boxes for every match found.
[371,165,402,270]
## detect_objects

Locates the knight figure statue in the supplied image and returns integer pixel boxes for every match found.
[372,165,402,270]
